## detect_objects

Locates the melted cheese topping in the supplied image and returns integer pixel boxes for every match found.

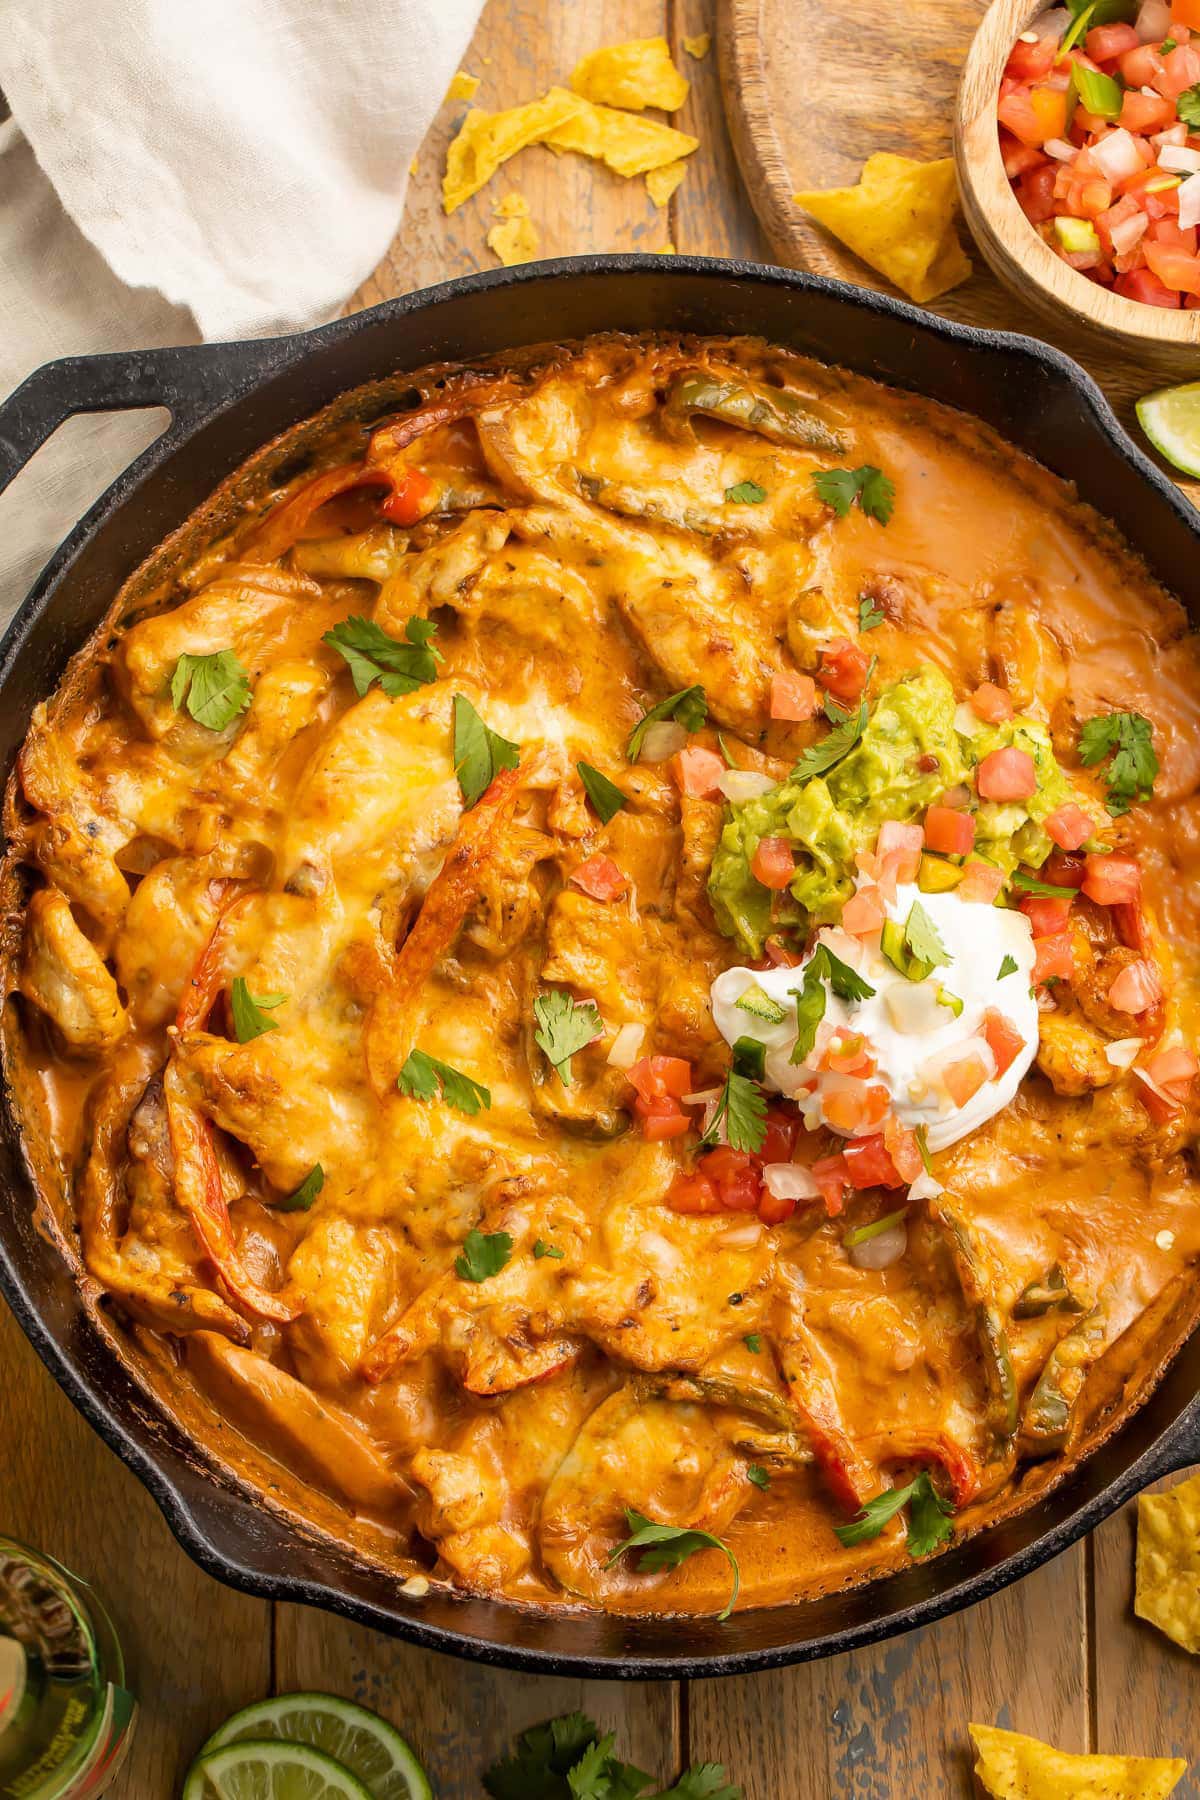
[5,335,1200,1619]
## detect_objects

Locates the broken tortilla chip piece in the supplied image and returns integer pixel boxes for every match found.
[646,159,688,208]
[1136,1471,1200,1655]
[970,1724,1187,1800]
[684,32,711,59]
[794,153,972,306]
[446,70,480,102]
[570,36,689,112]
[487,193,539,267]
[544,89,698,179]
[443,89,581,213]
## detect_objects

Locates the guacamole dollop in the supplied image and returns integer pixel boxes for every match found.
[708,665,1077,956]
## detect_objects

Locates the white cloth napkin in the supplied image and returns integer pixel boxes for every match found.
[0,0,483,629]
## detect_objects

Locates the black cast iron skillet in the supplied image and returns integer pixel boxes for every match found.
[1,256,1198,1679]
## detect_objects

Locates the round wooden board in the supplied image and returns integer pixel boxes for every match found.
[716,0,1200,504]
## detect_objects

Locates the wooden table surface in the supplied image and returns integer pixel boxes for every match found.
[2,1,1198,1794]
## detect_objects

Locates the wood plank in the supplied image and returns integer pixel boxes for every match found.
[275,1607,680,1799]
[1093,1471,1200,1795]
[688,1549,1088,1798]
[0,1300,272,1796]
[669,0,769,261]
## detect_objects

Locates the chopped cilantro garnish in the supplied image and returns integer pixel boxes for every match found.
[1011,869,1068,897]
[1178,81,1200,127]
[456,1228,513,1283]
[277,1163,323,1212]
[787,943,875,1066]
[1077,711,1158,815]
[482,1711,743,1800]
[452,693,520,807]
[998,954,1018,979]
[533,1239,565,1260]
[725,479,767,505]
[398,1047,491,1115]
[700,1067,767,1154]
[576,760,628,823]
[790,696,868,783]
[170,649,252,730]
[229,977,287,1043]
[627,684,708,760]
[857,593,885,631]
[323,614,441,698]
[904,900,949,972]
[834,1470,954,1558]
[812,464,895,525]
[747,1464,771,1491]
[608,1508,741,1621]
[743,1333,762,1354]
[533,989,602,1086]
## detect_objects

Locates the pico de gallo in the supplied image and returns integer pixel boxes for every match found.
[1000,0,1200,305]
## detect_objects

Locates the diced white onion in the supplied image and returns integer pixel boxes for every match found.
[1136,0,1173,41]
[906,1171,944,1202]
[1104,1035,1144,1070]
[683,1087,721,1106]
[1090,129,1146,184]
[921,1037,998,1096]
[400,1575,430,1598]
[714,1219,764,1249]
[1155,1228,1176,1251]
[884,980,945,1037]
[1152,123,1189,148]
[606,1022,645,1070]
[717,768,775,802]
[849,1219,908,1270]
[637,1230,683,1274]
[1110,211,1150,255]
[1044,137,1078,162]
[638,719,687,763]
[954,701,980,736]
[762,1163,821,1201]
[1179,171,1200,231]
[1159,144,1200,173]
[1018,28,1039,41]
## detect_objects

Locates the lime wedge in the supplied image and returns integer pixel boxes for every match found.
[1136,380,1200,478]
[183,1738,374,1799]
[186,1693,432,1800]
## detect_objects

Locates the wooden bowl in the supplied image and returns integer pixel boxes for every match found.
[956,0,1200,369]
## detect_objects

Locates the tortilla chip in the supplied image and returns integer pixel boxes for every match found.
[443,90,581,212]
[684,32,711,59]
[1136,1471,1200,1654]
[570,36,689,112]
[446,70,480,102]
[970,1724,1186,1799]
[794,153,972,306]
[544,89,698,179]
[646,159,688,208]
[487,193,539,267]
[658,244,677,255]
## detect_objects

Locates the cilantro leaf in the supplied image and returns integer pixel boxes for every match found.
[534,989,603,1086]
[277,1163,323,1212]
[627,685,707,760]
[1010,869,1068,897]
[1178,82,1200,128]
[834,1470,954,1558]
[323,613,442,699]
[857,593,885,631]
[577,760,628,824]
[818,942,876,1002]
[904,900,949,971]
[229,977,287,1044]
[534,1238,565,1260]
[1077,711,1158,815]
[658,1770,741,1800]
[788,944,875,1065]
[608,1508,741,1621]
[998,954,1018,979]
[724,479,767,505]
[743,1332,762,1353]
[812,464,894,525]
[747,1463,770,1491]
[455,1227,513,1282]
[397,1047,491,1114]
[453,693,520,807]
[484,1713,603,1800]
[700,1067,767,1153]
[790,696,868,783]
[170,649,252,730]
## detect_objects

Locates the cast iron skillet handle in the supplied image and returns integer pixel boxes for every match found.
[0,339,276,498]
[1137,1393,1200,1485]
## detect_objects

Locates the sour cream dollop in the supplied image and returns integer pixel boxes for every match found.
[711,884,1039,1152]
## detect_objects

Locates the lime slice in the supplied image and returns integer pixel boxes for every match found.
[1136,380,1200,478]
[188,1693,432,1800]
[183,1738,374,1800]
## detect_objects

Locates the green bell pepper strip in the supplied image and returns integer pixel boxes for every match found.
[663,372,846,457]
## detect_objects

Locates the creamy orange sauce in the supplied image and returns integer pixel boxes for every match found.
[4,334,1199,1618]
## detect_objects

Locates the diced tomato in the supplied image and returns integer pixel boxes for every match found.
[770,670,819,721]
[1086,22,1139,61]
[818,638,873,703]
[982,1008,1025,1078]
[758,1187,798,1225]
[925,804,976,856]
[628,1056,694,1104]
[976,746,1038,801]
[823,1082,891,1137]
[1082,852,1141,906]
[1001,129,1050,179]
[1044,803,1095,851]
[1020,892,1074,937]
[751,835,796,890]
[380,467,434,525]
[701,1146,763,1213]
[883,1114,924,1184]
[1006,35,1058,79]
[824,1031,877,1078]
[1150,218,1199,253]
[1119,43,1167,87]
[1120,89,1177,133]
[568,854,628,901]
[762,936,804,968]
[668,1170,722,1214]
[1115,266,1182,306]
[1108,957,1163,1014]
[1144,240,1200,295]
[1146,1046,1199,1091]
[638,1099,691,1141]
[942,1052,991,1108]
[673,745,725,798]
[1041,850,1087,888]
[1032,932,1075,985]
[811,1153,851,1216]
[841,886,888,936]
[760,1107,800,1166]
[843,1133,905,1190]
[1137,1077,1181,1124]
[1017,163,1059,224]
[876,820,924,883]
[998,87,1050,148]
[1173,0,1200,28]
[959,859,1006,904]
[1153,40,1200,99]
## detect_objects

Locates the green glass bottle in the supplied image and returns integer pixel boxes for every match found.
[0,1539,136,1799]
